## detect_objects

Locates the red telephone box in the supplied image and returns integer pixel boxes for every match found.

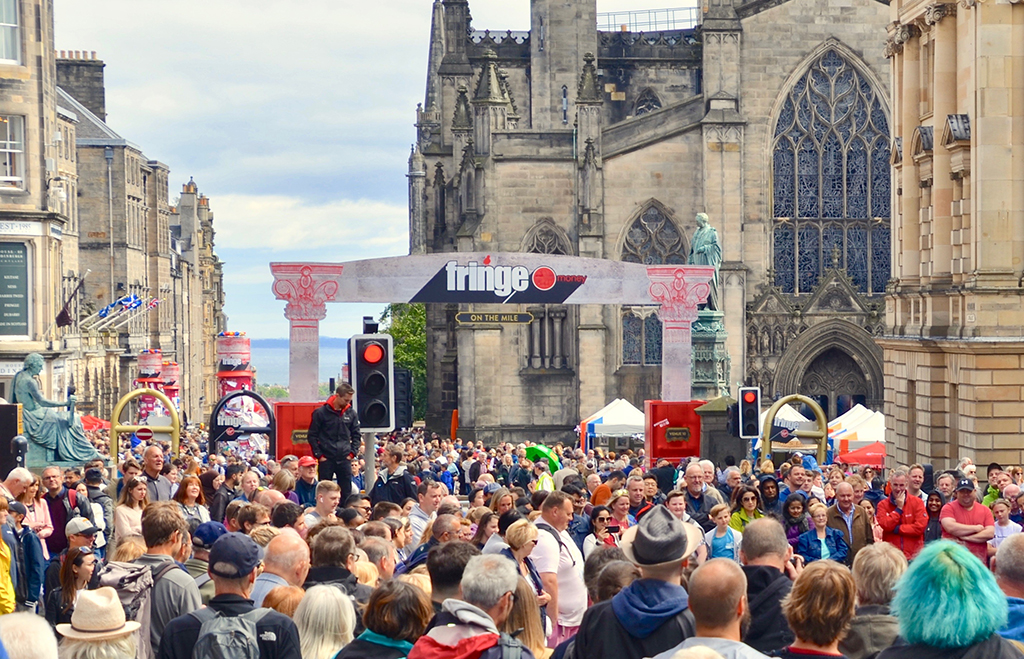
[274,402,320,461]
[645,400,705,465]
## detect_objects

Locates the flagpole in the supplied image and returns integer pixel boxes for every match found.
[45,270,90,339]
[91,294,141,331]
[111,298,159,330]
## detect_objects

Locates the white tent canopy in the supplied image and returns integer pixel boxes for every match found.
[755,404,812,451]
[830,405,886,449]
[582,398,645,436]
[828,403,874,433]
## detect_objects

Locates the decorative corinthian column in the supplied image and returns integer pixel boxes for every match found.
[270,263,345,402]
[647,266,715,402]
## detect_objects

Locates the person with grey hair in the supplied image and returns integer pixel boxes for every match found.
[410,553,535,659]
[0,468,33,502]
[250,531,311,607]
[876,467,927,561]
[718,467,743,503]
[739,518,800,654]
[840,542,906,659]
[294,585,356,659]
[362,536,397,580]
[398,513,460,575]
[996,532,1024,641]
[0,611,58,659]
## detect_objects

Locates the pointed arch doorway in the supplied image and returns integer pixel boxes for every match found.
[799,347,868,419]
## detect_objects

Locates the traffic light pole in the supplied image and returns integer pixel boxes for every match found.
[362,432,376,495]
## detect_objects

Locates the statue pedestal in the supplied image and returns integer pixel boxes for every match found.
[692,310,730,400]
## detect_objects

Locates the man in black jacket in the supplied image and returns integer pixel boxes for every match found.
[208,464,245,525]
[739,518,801,654]
[370,446,418,506]
[158,532,301,659]
[567,506,702,659]
[307,383,360,501]
[302,526,373,606]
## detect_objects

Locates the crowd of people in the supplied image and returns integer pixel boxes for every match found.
[0,403,1022,659]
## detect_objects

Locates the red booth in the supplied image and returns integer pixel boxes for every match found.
[274,402,319,461]
[645,400,705,465]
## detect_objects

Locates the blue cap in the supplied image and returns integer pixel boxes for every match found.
[192,521,228,550]
[208,532,263,578]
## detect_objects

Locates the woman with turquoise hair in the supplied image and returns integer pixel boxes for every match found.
[877,540,1022,659]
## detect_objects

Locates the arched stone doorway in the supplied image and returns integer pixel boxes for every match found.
[774,319,883,419]
[799,347,869,419]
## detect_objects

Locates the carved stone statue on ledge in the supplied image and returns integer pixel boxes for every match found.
[688,213,722,311]
[10,353,101,464]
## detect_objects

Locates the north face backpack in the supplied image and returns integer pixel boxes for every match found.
[97,560,178,659]
[191,607,272,659]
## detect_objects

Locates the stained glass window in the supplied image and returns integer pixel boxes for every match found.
[621,203,686,365]
[771,49,891,295]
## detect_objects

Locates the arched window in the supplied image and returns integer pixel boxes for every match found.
[634,88,662,117]
[621,203,688,365]
[772,49,891,295]
[522,218,572,255]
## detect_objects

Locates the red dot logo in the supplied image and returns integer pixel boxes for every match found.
[532,266,556,291]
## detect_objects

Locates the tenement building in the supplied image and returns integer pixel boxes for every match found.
[880,0,1024,466]
[0,0,226,422]
[411,0,892,443]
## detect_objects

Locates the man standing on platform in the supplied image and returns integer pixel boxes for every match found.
[307,383,360,501]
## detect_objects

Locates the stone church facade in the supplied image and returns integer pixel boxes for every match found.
[409,0,892,444]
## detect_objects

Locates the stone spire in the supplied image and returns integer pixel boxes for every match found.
[452,85,473,130]
[577,52,601,103]
[424,0,446,109]
[473,50,506,104]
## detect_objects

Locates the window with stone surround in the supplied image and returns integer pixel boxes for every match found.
[0,0,18,64]
[771,49,891,295]
[620,202,688,366]
[0,115,24,189]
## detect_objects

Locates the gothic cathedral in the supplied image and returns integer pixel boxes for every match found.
[409,0,891,444]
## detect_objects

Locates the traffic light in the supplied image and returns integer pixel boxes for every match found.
[349,334,395,432]
[394,366,414,430]
[738,387,761,439]
[727,402,740,438]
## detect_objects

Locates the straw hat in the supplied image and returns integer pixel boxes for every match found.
[56,587,141,641]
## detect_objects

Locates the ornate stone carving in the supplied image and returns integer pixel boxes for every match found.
[270,263,345,402]
[577,52,602,103]
[893,23,921,45]
[883,37,902,59]
[646,265,714,402]
[958,0,976,9]
[924,3,956,24]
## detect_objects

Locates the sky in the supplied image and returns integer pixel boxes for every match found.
[54,0,696,338]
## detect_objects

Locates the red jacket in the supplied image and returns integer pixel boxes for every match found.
[876,493,928,559]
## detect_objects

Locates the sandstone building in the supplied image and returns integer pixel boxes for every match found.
[0,0,226,424]
[880,0,1024,467]
[410,0,893,444]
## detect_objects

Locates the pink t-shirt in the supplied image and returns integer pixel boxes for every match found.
[940,500,994,562]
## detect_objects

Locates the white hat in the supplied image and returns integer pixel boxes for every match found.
[56,587,141,641]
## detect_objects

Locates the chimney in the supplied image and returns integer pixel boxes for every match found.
[56,51,107,122]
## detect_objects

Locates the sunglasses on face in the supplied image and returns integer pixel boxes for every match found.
[595,516,610,522]
[742,496,757,502]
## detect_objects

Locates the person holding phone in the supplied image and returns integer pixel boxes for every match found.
[583,505,618,558]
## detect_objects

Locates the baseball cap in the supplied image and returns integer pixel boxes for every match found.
[956,478,975,492]
[192,521,228,550]
[297,456,317,468]
[8,501,26,516]
[66,517,100,537]
[208,532,264,578]
[85,468,104,484]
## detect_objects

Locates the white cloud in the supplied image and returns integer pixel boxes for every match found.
[212,194,409,252]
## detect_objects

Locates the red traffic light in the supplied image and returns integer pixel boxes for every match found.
[743,390,757,404]
[363,343,384,364]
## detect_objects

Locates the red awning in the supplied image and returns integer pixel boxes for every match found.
[836,441,885,467]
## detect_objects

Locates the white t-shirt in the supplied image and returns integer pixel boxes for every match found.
[992,520,1022,548]
[533,520,587,627]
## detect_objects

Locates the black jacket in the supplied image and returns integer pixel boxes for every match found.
[370,466,418,506]
[208,484,236,525]
[303,565,373,603]
[44,586,73,627]
[876,634,1024,659]
[566,592,695,659]
[86,485,114,544]
[307,402,360,461]
[335,635,411,659]
[157,594,301,659]
[44,549,102,602]
[742,565,794,654]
